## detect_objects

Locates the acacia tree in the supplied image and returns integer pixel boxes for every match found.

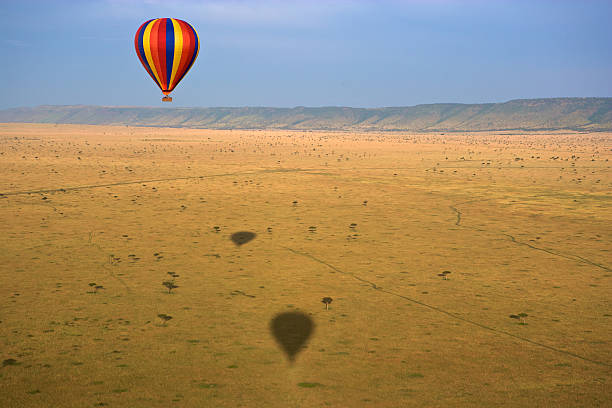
[162,272,179,293]
[162,280,178,294]
[322,297,333,310]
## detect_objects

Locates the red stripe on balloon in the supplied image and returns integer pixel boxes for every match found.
[156,19,168,90]
[149,19,164,90]
[134,23,144,61]
[182,22,198,77]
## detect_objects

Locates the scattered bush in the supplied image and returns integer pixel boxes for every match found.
[510,313,528,324]
[157,314,172,326]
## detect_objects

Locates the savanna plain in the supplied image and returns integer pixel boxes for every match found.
[0,123,610,407]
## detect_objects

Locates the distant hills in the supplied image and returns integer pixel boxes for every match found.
[1,98,611,132]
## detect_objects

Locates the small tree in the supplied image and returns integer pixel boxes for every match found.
[510,313,528,325]
[162,280,178,294]
[157,314,172,326]
[88,283,104,293]
[322,297,333,310]
[438,271,451,280]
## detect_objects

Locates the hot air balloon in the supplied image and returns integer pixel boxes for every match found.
[135,18,200,102]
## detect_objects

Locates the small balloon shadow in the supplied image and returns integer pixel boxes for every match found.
[230,231,256,246]
[270,312,314,363]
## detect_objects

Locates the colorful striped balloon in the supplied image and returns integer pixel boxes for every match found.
[135,18,200,101]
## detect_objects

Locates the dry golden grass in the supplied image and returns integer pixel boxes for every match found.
[0,123,610,407]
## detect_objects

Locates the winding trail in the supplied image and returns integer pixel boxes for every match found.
[450,205,462,226]
[4,164,599,198]
[450,200,611,272]
[0,168,322,197]
[502,234,611,272]
[282,246,610,367]
[87,234,132,295]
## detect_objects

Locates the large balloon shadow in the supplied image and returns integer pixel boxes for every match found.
[230,231,256,246]
[270,312,314,363]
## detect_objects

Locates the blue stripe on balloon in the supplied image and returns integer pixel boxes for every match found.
[165,18,174,91]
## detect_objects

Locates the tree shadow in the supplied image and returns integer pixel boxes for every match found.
[270,311,314,364]
[230,231,256,246]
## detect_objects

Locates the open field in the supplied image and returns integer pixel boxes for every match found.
[0,123,610,407]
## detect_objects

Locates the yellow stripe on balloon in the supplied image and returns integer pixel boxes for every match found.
[169,18,183,90]
[143,19,163,89]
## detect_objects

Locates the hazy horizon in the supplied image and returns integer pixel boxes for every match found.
[5,95,612,111]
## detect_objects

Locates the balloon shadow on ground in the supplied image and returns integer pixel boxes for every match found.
[270,312,315,364]
[230,231,256,246]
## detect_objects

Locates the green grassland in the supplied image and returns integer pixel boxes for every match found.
[0,124,610,407]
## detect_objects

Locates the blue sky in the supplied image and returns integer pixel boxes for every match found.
[1,0,611,108]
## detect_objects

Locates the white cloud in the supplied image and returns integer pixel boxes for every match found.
[3,39,30,47]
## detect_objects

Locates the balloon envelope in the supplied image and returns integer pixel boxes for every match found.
[135,18,199,96]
